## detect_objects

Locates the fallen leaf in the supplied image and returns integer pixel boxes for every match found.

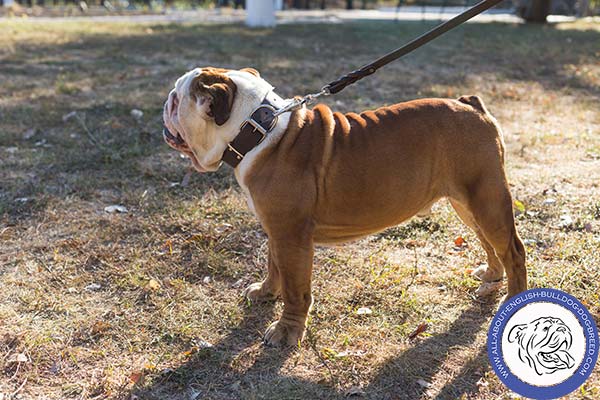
[416,379,431,388]
[145,279,161,291]
[182,348,197,357]
[356,307,372,315]
[22,128,39,140]
[558,214,574,229]
[336,350,366,358]
[110,119,125,129]
[130,109,144,120]
[514,200,526,213]
[345,386,366,397]
[231,279,245,288]
[405,239,423,248]
[85,283,102,291]
[129,371,144,385]
[143,363,156,371]
[104,205,128,213]
[62,111,77,122]
[476,377,489,387]
[322,347,338,359]
[408,322,428,340]
[192,338,213,349]
[8,353,29,363]
[454,236,466,247]
[91,320,111,335]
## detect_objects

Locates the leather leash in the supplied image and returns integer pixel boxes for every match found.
[323,0,504,95]
[276,0,505,114]
[222,0,504,168]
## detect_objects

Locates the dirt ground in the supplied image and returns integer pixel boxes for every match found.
[0,18,599,400]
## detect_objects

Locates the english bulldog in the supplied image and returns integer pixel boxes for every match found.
[508,317,575,375]
[163,67,527,346]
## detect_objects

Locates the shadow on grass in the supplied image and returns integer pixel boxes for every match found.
[133,299,494,399]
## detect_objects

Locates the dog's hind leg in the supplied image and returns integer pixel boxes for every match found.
[449,199,504,285]
[452,177,527,301]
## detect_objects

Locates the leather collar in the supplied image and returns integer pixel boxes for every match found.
[222,92,288,168]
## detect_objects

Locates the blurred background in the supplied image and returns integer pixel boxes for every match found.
[1,0,599,22]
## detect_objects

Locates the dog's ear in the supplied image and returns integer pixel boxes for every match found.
[190,71,237,126]
[241,67,260,77]
[508,324,527,344]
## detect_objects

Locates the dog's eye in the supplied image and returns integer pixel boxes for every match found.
[544,327,549,331]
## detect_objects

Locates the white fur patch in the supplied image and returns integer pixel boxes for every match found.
[225,71,298,217]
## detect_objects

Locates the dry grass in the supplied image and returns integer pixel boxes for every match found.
[0,18,599,400]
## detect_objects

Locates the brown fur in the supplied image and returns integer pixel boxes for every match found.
[243,99,527,346]
[189,67,237,125]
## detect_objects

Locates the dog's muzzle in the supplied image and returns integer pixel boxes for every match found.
[163,126,185,146]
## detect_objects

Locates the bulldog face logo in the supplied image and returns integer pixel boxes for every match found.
[508,317,576,376]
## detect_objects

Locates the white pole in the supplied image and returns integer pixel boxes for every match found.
[246,0,276,27]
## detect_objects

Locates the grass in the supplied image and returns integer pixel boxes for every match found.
[0,17,599,400]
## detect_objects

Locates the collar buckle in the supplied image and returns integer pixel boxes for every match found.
[222,100,281,168]
[238,104,278,143]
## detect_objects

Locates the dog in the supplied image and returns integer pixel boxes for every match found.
[163,67,527,346]
[508,317,575,375]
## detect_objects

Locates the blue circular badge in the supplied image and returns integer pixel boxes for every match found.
[487,288,598,400]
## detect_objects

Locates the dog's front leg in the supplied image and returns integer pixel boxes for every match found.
[263,233,314,347]
[244,242,281,302]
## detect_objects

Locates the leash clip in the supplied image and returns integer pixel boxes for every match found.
[273,88,330,117]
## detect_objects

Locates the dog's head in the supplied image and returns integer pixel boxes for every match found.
[162,67,271,172]
[508,317,575,375]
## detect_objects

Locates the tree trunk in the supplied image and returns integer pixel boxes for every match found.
[346,0,353,9]
[524,0,551,22]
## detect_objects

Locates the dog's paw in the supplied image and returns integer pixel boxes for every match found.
[475,280,504,297]
[263,320,305,347]
[243,281,278,303]
[471,263,503,282]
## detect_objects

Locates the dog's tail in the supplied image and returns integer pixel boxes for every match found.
[458,95,488,114]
